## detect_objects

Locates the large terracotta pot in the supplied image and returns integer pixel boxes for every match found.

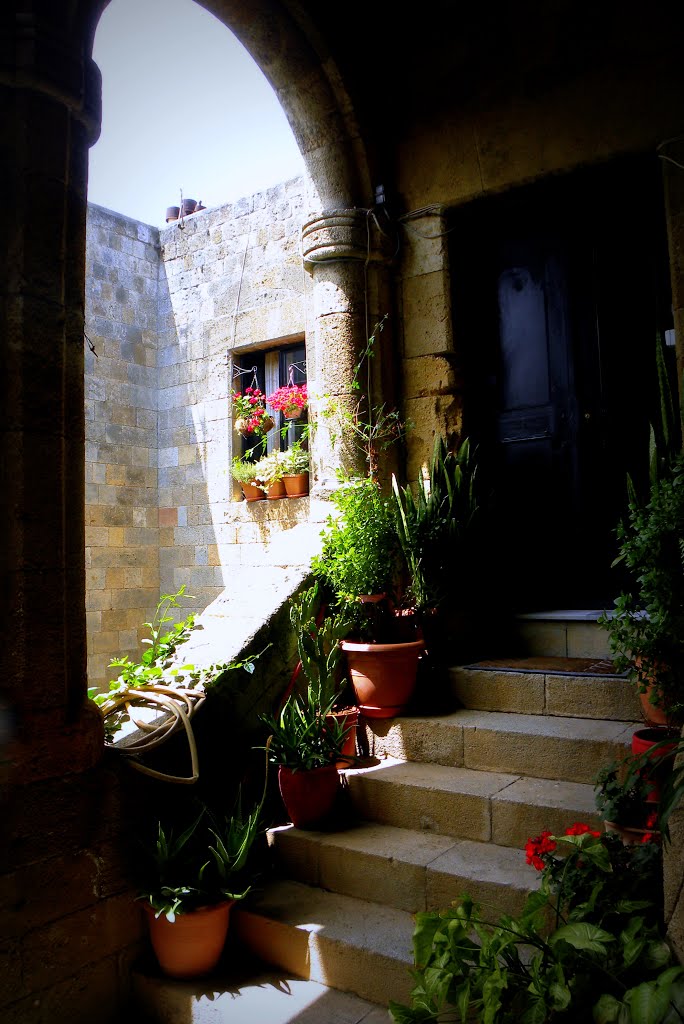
[341,639,424,718]
[278,764,340,828]
[143,901,233,979]
[283,472,309,497]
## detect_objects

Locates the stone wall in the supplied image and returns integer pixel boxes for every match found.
[84,205,161,691]
[85,179,325,692]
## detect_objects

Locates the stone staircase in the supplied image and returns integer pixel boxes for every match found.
[134,611,642,1021]
[231,612,642,1012]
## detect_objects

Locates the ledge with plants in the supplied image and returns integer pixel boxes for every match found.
[88,586,263,783]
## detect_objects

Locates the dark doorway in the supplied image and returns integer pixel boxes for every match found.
[451,154,675,611]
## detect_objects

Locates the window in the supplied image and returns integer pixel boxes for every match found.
[232,340,307,459]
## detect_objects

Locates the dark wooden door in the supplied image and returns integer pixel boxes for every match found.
[451,156,673,611]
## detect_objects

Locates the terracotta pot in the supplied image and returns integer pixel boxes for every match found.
[143,901,233,979]
[241,481,264,502]
[632,726,679,803]
[326,706,359,769]
[165,206,180,222]
[341,639,424,718]
[283,472,309,497]
[278,764,340,828]
[634,657,674,727]
[283,406,303,419]
[181,198,197,216]
[604,820,661,846]
[265,479,286,499]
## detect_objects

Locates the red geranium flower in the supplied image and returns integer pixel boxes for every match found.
[565,822,601,837]
[525,830,557,870]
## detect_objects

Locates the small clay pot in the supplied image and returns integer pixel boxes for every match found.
[166,206,180,222]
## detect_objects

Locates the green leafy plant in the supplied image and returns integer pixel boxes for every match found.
[259,684,347,772]
[391,434,479,614]
[231,454,263,485]
[289,584,352,708]
[139,779,267,922]
[311,473,400,610]
[88,586,262,744]
[599,451,684,724]
[390,826,681,1024]
[282,439,310,475]
[320,315,411,480]
[594,751,663,830]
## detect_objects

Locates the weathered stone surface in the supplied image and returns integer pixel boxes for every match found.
[234,880,415,1007]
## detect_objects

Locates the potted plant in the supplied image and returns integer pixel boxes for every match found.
[311,473,424,718]
[266,382,308,420]
[230,386,274,437]
[281,439,310,497]
[231,454,265,501]
[138,787,266,979]
[259,683,347,829]
[391,434,480,672]
[594,748,665,843]
[289,584,357,768]
[253,450,287,499]
[599,450,684,728]
[312,473,400,612]
[390,825,672,1024]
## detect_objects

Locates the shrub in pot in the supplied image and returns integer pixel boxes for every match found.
[599,454,684,727]
[259,683,347,828]
[138,787,265,979]
[253,450,287,499]
[281,439,310,496]
[289,584,357,768]
[231,454,265,501]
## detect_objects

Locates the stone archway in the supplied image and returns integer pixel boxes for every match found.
[3,0,385,727]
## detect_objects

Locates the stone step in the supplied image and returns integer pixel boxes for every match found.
[268,820,540,922]
[344,758,602,846]
[514,610,612,659]
[232,879,416,1007]
[450,659,640,721]
[361,709,638,784]
[133,949,391,1023]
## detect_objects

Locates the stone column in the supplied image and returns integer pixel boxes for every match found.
[0,11,104,783]
[399,208,463,483]
[302,207,390,492]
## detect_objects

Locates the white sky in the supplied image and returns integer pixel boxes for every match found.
[88,0,306,228]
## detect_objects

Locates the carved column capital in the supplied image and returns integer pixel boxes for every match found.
[301,208,371,265]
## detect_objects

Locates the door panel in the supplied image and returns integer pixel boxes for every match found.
[451,155,673,611]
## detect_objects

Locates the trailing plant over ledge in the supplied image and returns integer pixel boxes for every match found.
[88,586,264,783]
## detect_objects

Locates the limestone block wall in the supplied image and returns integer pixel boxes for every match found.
[84,206,161,692]
[84,179,326,691]
[155,178,313,614]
